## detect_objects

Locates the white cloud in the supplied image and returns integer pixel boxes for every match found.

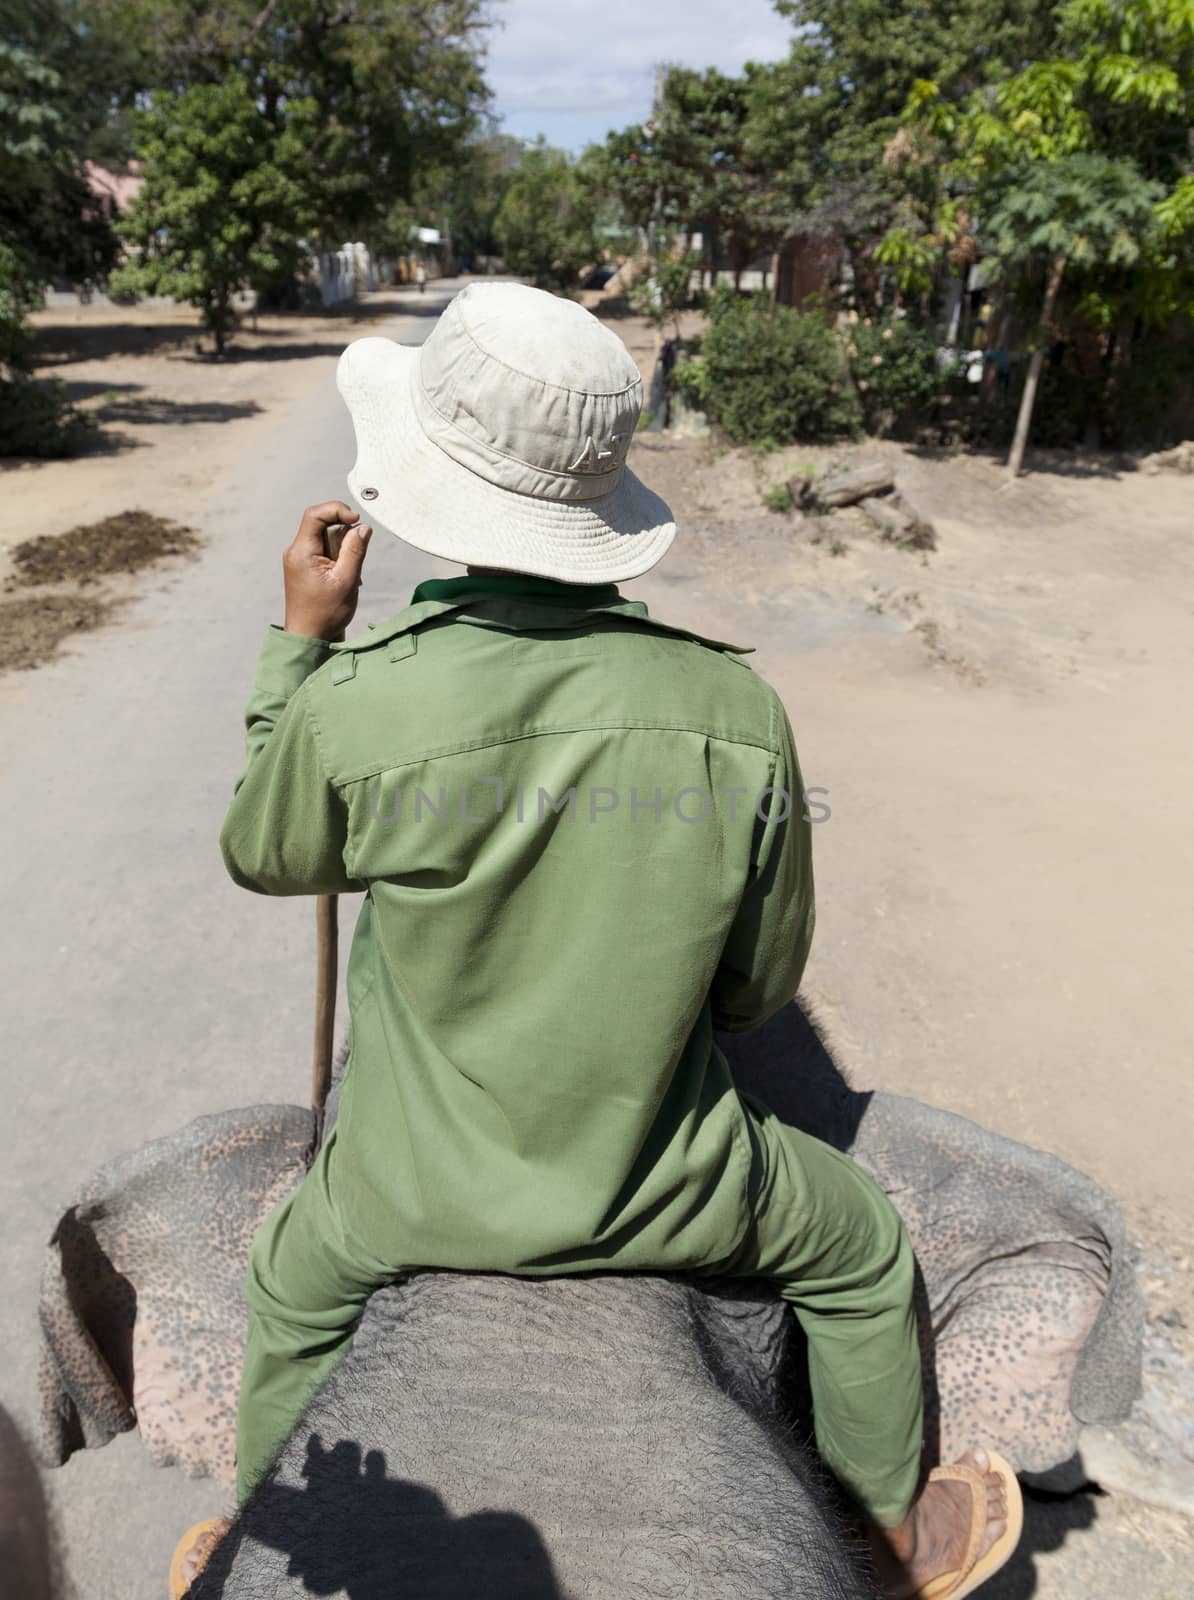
[484,0,794,149]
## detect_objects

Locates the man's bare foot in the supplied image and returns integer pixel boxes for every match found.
[867,1449,1008,1599]
[172,1516,232,1595]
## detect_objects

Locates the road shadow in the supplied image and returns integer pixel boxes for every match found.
[29,292,448,368]
[189,340,378,364]
[31,322,197,365]
[59,381,263,427]
[191,1435,565,1599]
[905,442,1137,481]
[982,1486,1102,1599]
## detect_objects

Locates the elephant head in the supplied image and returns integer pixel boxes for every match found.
[34,1004,1142,1596]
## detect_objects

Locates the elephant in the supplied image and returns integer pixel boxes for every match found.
[35,1003,1143,1597]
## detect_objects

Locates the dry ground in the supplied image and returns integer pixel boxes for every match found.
[4,290,1192,1597]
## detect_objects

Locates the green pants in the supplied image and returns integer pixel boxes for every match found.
[236,1095,923,1525]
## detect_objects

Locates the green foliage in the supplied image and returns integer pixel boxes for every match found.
[872,227,938,300]
[903,0,1194,324]
[0,31,118,301]
[845,314,948,434]
[0,16,120,454]
[76,0,491,248]
[0,375,93,458]
[410,131,525,266]
[493,143,598,290]
[983,153,1163,279]
[979,321,1194,451]
[111,75,321,351]
[674,288,858,446]
[0,243,39,372]
[763,482,793,512]
[746,0,1059,313]
[628,244,699,334]
[594,67,786,285]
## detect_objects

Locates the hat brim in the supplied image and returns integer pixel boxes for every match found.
[336,337,676,584]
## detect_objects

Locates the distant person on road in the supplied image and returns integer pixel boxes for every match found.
[415,261,426,293]
[179,284,1022,1600]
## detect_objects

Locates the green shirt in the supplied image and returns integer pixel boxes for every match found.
[219,576,815,1275]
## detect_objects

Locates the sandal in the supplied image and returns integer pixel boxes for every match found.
[168,1516,230,1598]
[895,1451,1024,1600]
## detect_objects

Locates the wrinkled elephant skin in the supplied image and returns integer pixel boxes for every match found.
[35,1003,1142,1596]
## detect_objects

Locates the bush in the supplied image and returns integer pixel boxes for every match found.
[628,247,699,335]
[0,377,95,458]
[844,314,950,435]
[1116,328,1194,449]
[673,288,858,446]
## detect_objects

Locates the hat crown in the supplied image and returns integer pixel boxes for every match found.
[415,283,643,503]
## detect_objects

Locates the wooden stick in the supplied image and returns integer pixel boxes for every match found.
[312,891,338,1122]
[312,521,345,1130]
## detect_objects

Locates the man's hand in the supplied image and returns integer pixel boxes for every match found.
[283,500,373,643]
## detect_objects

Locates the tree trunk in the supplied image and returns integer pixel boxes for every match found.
[1100,311,1135,449]
[1006,250,1066,482]
[209,289,232,358]
[943,275,964,345]
[815,459,897,506]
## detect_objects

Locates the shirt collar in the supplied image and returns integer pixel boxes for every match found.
[332,574,752,658]
[410,574,624,609]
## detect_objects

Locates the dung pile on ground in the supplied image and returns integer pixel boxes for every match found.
[1,510,203,674]
[7,510,201,588]
[0,592,125,674]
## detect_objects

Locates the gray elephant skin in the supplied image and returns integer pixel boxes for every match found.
[35,1003,1142,1598]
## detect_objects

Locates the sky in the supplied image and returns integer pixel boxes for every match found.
[484,0,795,152]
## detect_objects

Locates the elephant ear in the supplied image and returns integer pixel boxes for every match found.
[721,1002,1143,1477]
[37,1105,312,1488]
[850,1091,1143,1474]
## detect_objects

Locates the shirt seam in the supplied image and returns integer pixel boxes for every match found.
[418,380,628,491]
[303,690,359,879]
[331,721,783,789]
[453,312,642,399]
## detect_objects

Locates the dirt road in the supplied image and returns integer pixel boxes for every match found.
[2,283,1190,1597]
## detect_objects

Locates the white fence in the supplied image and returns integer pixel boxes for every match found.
[318,242,376,307]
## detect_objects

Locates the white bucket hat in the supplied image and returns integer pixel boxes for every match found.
[335,282,675,584]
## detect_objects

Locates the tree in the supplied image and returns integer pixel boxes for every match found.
[0,8,121,453]
[110,75,321,353]
[898,0,1194,468]
[0,6,127,311]
[628,239,700,343]
[987,155,1163,474]
[493,143,598,290]
[746,0,1060,313]
[597,67,785,289]
[82,0,492,251]
[407,128,526,268]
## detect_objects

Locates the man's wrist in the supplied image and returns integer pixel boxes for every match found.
[284,618,344,643]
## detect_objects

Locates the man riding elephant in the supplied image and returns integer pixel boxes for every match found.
[164,281,1029,1596]
[35,1008,1141,1596]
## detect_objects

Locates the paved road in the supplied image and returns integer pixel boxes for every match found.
[1,289,456,1598]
